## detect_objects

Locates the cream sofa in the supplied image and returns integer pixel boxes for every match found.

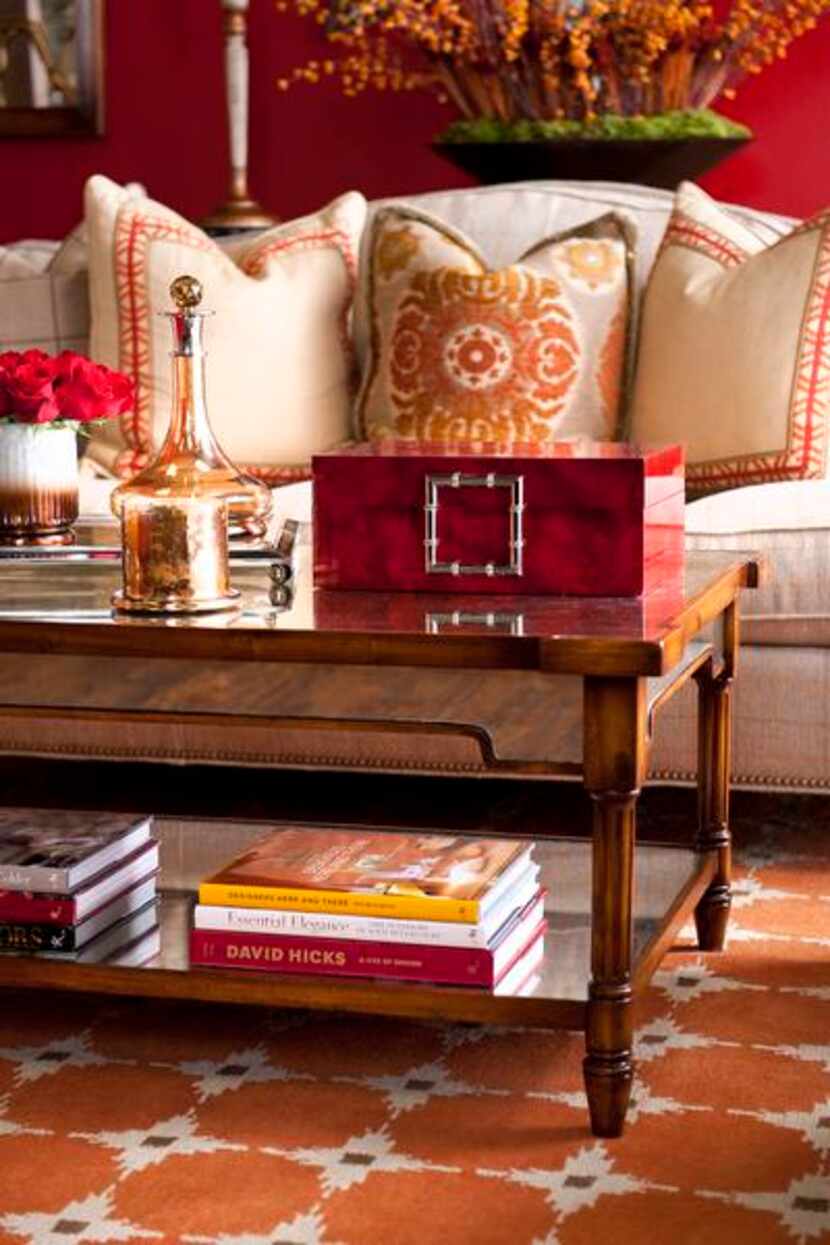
[2,179,827,794]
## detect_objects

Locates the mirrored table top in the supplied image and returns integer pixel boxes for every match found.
[0,519,759,677]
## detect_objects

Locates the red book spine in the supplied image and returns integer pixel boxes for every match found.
[0,893,76,922]
[190,928,509,986]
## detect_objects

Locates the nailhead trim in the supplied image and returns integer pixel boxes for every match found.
[1,743,824,791]
[0,740,485,774]
[649,767,830,792]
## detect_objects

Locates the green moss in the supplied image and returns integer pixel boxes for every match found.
[438,109,752,145]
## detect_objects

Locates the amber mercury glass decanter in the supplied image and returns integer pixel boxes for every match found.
[111,274,272,541]
[110,275,273,614]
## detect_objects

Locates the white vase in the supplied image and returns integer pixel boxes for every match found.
[0,423,79,545]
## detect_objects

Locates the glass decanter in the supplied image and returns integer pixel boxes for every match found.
[110,274,272,542]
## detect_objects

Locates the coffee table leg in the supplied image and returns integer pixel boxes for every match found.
[582,676,646,1138]
[693,606,736,951]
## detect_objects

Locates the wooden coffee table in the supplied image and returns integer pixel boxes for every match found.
[0,540,762,1138]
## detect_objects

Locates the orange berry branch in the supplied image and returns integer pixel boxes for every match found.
[274,0,830,123]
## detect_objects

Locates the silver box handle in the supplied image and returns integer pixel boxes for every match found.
[425,610,525,636]
[423,472,525,577]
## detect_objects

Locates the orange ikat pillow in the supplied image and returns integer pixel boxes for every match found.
[356,204,636,446]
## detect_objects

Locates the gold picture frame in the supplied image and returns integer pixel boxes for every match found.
[0,0,104,137]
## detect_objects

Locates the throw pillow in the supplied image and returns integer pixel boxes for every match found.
[84,176,367,481]
[632,181,830,495]
[356,204,635,446]
[0,226,90,356]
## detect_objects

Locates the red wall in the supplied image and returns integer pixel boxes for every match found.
[1,0,830,244]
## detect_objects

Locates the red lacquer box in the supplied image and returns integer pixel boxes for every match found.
[313,440,685,597]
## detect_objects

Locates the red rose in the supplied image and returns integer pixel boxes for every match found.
[18,348,51,368]
[0,351,133,425]
[53,355,135,423]
[0,382,13,417]
[4,358,59,424]
[0,350,24,416]
[52,351,84,383]
[0,349,49,374]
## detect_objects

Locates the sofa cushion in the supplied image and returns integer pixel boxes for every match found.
[356,202,634,445]
[686,478,830,644]
[353,180,794,379]
[0,227,89,356]
[83,175,366,482]
[376,181,792,282]
[0,239,60,280]
[632,182,830,495]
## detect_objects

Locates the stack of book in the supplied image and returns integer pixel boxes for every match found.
[0,809,160,964]
[190,828,546,993]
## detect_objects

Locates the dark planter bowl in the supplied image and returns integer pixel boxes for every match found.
[432,136,750,190]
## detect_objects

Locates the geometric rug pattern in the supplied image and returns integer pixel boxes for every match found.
[0,790,828,1244]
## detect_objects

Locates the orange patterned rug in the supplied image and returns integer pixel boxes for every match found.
[0,790,828,1245]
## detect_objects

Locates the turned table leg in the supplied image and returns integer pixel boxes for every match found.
[582,677,646,1138]
[693,605,736,951]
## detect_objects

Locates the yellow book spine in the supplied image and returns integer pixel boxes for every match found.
[197,883,481,923]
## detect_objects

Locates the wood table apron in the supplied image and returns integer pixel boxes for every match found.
[0,555,759,1140]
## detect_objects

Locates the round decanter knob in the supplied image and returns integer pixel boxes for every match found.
[170,275,203,310]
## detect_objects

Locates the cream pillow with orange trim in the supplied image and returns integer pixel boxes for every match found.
[84,175,366,482]
[356,204,635,446]
[632,182,830,495]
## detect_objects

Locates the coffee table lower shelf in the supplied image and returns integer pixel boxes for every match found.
[0,821,715,1031]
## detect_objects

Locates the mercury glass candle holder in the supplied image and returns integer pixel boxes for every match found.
[112,492,239,614]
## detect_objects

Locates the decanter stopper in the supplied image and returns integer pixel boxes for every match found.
[170,274,203,309]
[166,275,208,358]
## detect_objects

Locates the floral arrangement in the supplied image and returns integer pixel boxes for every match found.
[0,349,134,429]
[276,0,829,135]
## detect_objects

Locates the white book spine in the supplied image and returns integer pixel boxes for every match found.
[193,904,494,948]
[0,862,71,891]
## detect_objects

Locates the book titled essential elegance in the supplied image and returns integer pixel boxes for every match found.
[0,809,154,893]
[198,828,532,923]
